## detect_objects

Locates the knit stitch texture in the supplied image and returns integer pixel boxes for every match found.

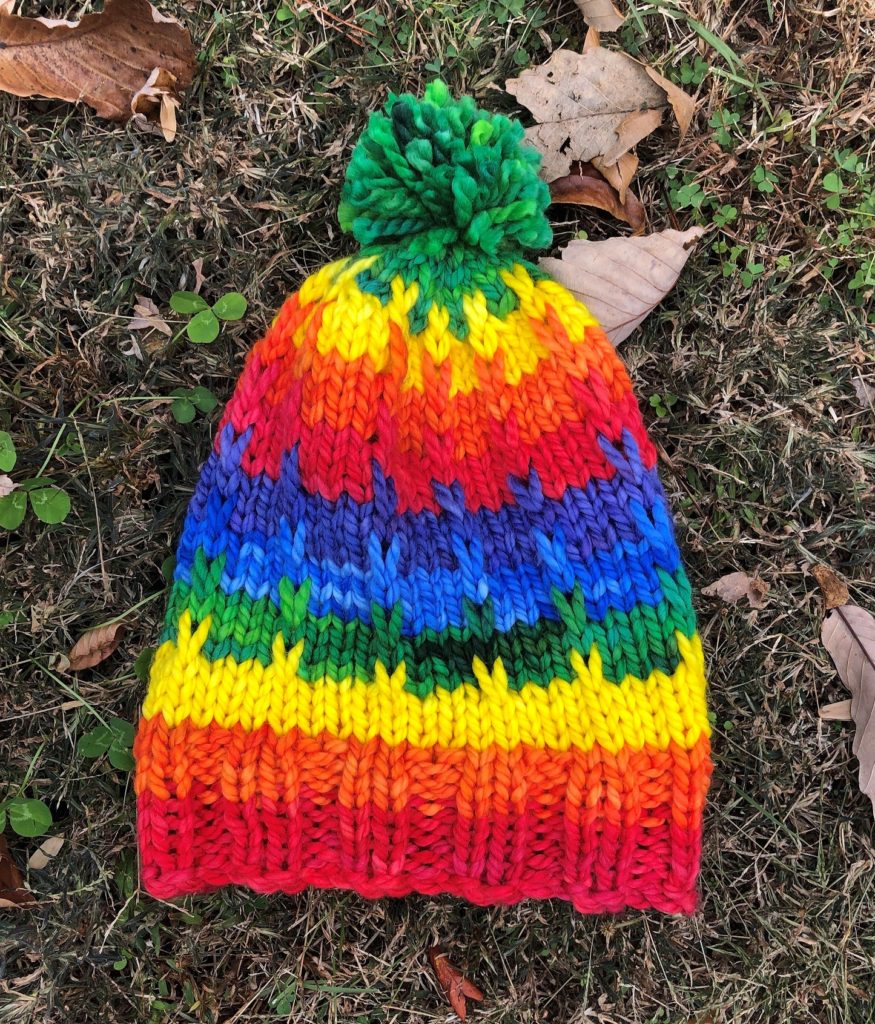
[134,81,712,914]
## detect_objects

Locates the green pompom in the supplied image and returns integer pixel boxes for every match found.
[340,81,552,258]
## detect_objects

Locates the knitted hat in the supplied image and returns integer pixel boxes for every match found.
[134,81,711,914]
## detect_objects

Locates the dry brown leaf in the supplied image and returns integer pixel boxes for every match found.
[130,295,172,336]
[0,835,35,908]
[613,107,663,160]
[852,376,875,407]
[0,0,15,14]
[67,621,126,671]
[539,226,704,345]
[131,66,181,141]
[811,565,850,611]
[701,571,769,609]
[592,151,638,203]
[0,0,195,124]
[27,836,64,871]
[550,161,646,234]
[643,65,695,138]
[506,47,695,181]
[427,947,484,1022]
[821,605,875,814]
[575,0,624,31]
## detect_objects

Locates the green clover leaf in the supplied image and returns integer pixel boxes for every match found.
[170,291,209,314]
[0,491,26,530]
[7,798,53,838]
[0,431,16,473]
[187,309,221,344]
[29,487,71,525]
[212,292,247,322]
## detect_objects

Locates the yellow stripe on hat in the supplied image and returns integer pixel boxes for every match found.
[286,259,600,396]
[141,611,710,755]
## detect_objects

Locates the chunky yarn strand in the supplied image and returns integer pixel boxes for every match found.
[134,83,712,914]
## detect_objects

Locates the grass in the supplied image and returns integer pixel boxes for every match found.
[1,0,874,1021]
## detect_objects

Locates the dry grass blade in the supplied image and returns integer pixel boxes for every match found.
[574,0,624,31]
[539,226,704,344]
[550,161,646,233]
[820,699,853,721]
[0,835,35,908]
[821,605,875,814]
[67,622,126,671]
[0,0,195,121]
[506,46,694,181]
[427,947,484,1021]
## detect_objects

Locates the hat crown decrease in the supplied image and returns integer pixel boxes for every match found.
[339,80,552,259]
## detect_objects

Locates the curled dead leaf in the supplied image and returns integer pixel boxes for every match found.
[575,0,624,31]
[506,46,695,181]
[701,571,769,609]
[27,836,64,871]
[0,0,195,126]
[427,947,484,1022]
[67,621,126,671]
[811,565,850,611]
[821,604,875,814]
[0,835,35,908]
[120,337,144,360]
[130,295,172,336]
[131,66,181,141]
[550,161,646,234]
[539,226,704,345]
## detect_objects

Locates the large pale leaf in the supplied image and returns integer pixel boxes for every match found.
[539,226,704,345]
[506,47,695,181]
[821,605,875,815]
[0,0,195,122]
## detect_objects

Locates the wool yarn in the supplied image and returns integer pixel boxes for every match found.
[134,81,711,913]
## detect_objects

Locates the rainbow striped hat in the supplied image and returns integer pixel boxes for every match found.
[135,82,711,913]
